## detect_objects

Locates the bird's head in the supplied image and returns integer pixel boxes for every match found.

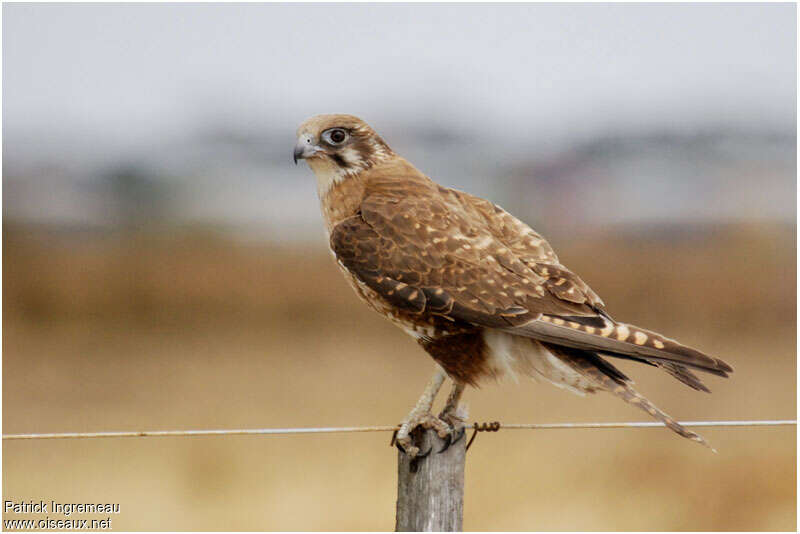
[294,114,393,182]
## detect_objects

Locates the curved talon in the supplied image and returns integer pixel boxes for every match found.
[438,433,453,454]
[396,425,433,460]
[400,435,433,473]
[396,440,433,457]
[395,411,454,458]
[412,441,433,474]
[394,438,408,454]
[416,442,433,459]
[390,429,398,447]
[438,425,466,453]
[395,438,416,455]
[409,444,433,473]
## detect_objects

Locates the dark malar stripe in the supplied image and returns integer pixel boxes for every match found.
[331,153,349,168]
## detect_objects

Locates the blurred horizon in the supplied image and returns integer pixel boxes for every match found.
[3,3,797,243]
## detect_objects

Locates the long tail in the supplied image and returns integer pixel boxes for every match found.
[544,343,715,450]
[506,314,733,384]
[654,361,711,393]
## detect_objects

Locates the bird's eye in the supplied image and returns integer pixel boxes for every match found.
[323,128,348,145]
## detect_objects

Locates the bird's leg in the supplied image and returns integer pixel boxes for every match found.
[437,381,467,451]
[395,366,451,458]
[438,381,466,426]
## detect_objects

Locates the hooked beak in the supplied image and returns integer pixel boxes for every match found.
[294,133,320,164]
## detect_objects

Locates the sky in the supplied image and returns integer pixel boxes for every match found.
[3,3,796,163]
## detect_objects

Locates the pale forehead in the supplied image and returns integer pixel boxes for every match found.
[297,114,374,136]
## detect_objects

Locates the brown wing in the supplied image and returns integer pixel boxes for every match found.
[331,186,731,377]
[332,187,599,327]
[443,187,606,309]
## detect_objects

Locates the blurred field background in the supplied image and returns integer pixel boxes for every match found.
[3,3,796,531]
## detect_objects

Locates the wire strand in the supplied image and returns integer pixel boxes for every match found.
[2,420,794,441]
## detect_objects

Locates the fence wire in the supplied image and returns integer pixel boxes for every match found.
[2,419,794,441]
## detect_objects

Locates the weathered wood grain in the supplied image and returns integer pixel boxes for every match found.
[395,428,465,532]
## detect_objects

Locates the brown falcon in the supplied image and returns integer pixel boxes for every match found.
[294,114,732,457]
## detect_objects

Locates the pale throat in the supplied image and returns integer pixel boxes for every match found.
[309,159,367,234]
[308,157,348,198]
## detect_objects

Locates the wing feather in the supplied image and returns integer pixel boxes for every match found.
[509,318,731,375]
[330,181,731,378]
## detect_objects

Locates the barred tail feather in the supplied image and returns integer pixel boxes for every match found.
[513,316,733,377]
[604,378,714,450]
[654,362,711,393]
[545,344,715,450]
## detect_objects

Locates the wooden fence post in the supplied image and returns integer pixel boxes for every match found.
[395,428,466,532]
